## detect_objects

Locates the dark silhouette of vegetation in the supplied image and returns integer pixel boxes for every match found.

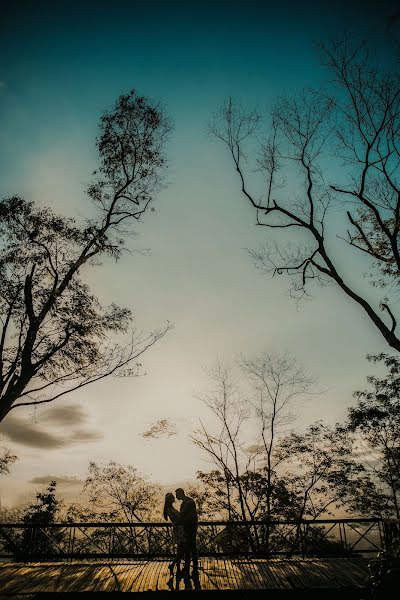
[67,460,160,523]
[0,448,17,475]
[1,352,399,560]
[0,90,172,423]
[2,481,63,558]
[346,353,400,518]
[211,35,400,352]
[191,352,399,554]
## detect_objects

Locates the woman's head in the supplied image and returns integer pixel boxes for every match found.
[163,492,175,520]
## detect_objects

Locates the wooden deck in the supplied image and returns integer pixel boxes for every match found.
[0,557,370,594]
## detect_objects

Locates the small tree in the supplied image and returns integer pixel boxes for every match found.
[277,421,361,520]
[0,90,172,423]
[66,461,162,555]
[18,481,64,557]
[70,460,160,523]
[347,353,400,518]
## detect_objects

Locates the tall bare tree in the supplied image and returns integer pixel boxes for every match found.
[192,362,254,522]
[0,90,172,422]
[240,352,314,522]
[211,36,400,352]
[192,355,313,523]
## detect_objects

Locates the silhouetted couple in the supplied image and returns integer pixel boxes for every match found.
[163,488,198,578]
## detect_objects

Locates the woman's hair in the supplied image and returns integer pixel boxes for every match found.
[163,492,175,520]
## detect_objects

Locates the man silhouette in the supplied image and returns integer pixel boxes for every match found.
[175,488,198,575]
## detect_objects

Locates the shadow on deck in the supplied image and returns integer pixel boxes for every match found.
[0,557,371,597]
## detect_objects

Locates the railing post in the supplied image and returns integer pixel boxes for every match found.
[28,526,33,561]
[71,526,76,560]
[339,522,344,555]
[109,526,114,558]
[342,522,348,555]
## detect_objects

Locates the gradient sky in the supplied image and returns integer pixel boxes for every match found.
[0,0,399,507]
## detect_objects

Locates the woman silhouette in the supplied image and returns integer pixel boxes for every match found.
[163,492,186,575]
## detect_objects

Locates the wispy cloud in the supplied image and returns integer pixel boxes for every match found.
[0,405,103,449]
[29,475,85,486]
[41,405,88,426]
[0,416,66,449]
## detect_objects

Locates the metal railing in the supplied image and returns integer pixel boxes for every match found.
[0,517,395,561]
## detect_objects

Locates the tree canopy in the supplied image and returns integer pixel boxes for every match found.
[0,90,172,422]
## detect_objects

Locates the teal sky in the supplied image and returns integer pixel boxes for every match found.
[0,0,399,506]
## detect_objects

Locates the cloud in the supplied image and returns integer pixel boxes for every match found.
[29,475,84,486]
[40,405,87,426]
[0,406,103,449]
[0,416,67,449]
[70,430,102,442]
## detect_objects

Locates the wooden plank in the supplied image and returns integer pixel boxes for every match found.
[122,560,145,592]
[311,559,341,588]
[71,564,104,592]
[130,559,150,592]
[153,558,167,591]
[283,560,307,589]
[138,559,158,592]
[202,556,219,590]
[243,559,261,589]
[329,558,368,588]
[109,563,131,592]
[0,565,37,594]
[268,559,293,589]
[224,556,240,590]
[213,558,224,590]
[43,564,81,593]
[295,560,324,588]
[260,560,284,589]
[116,561,143,592]
[197,558,210,590]
[219,558,232,590]
[90,564,113,592]
[97,563,125,592]
[235,559,259,589]
[111,562,137,592]
[250,558,270,589]
[0,565,31,593]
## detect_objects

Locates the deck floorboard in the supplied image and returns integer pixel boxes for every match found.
[0,557,370,593]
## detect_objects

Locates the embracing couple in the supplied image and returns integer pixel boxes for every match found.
[163,487,198,577]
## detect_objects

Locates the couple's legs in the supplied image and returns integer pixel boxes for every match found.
[183,526,198,573]
[170,543,185,573]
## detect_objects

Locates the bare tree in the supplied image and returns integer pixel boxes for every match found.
[191,362,256,523]
[240,352,314,522]
[0,90,172,422]
[192,355,314,522]
[211,36,400,352]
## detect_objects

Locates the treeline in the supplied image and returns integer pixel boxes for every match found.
[1,350,399,527]
[0,350,399,557]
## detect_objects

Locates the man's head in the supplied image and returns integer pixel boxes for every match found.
[175,487,185,501]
